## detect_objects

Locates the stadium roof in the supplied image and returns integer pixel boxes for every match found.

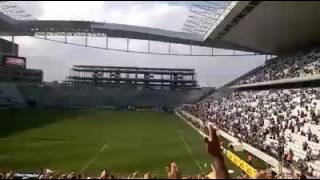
[207,1,320,55]
[1,1,320,55]
[229,75,320,90]
[0,17,257,53]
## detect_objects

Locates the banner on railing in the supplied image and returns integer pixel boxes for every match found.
[226,150,257,178]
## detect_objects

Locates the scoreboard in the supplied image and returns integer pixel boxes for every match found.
[0,55,43,83]
[1,55,26,69]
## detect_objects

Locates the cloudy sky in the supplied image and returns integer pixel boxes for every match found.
[6,1,265,87]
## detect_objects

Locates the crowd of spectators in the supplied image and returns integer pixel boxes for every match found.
[0,165,205,179]
[235,47,320,85]
[0,165,285,179]
[3,164,213,179]
[183,87,320,178]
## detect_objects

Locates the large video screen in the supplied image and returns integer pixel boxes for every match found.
[2,56,26,69]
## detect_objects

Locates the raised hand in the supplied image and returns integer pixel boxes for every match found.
[204,125,228,179]
[166,162,181,179]
[99,170,109,179]
[204,125,223,158]
[143,172,151,179]
[129,171,139,179]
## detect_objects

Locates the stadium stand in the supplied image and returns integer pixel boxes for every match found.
[0,82,25,107]
[184,70,320,178]
[233,47,320,85]
[0,38,18,57]
[17,83,213,109]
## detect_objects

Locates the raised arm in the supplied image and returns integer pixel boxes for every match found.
[166,162,181,179]
[204,125,228,179]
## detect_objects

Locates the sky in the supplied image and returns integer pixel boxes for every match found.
[6,1,265,87]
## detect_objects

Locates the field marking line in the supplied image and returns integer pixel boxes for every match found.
[176,111,238,174]
[178,132,206,175]
[80,143,109,174]
[175,111,207,138]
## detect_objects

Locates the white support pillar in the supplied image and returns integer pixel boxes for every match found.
[64,32,67,44]
[127,38,129,52]
[11,35,15,55]
[106,34,108,49]
[85,33,88,47]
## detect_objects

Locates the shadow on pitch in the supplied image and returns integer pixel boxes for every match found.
[0,108,83,138]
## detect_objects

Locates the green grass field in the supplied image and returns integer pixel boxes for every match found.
[0,109,267,178]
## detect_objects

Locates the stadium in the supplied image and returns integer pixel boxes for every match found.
[1,1,320,179]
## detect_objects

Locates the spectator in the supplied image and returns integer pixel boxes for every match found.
[303,142,308,151]
[307,166,314,177]
[248,154,254,166]
[238,171,247,179]
[287,149,293,165]
[306,147,312,161]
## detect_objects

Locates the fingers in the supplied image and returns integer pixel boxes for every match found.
[207,124,213,141]
[165,167,170,175]
[132,171,138,177]
[211,127,218,139]
[170,162,177,174]
[210,163,215,171]
[172,162,178,171]
[207,124,218,142]
[143,172,150,179]
[167,162,180,179]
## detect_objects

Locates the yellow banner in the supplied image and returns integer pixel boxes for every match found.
[226,150,257,178]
